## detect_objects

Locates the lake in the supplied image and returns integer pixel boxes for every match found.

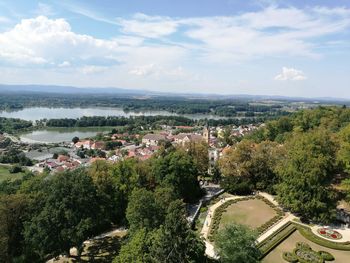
[0,106,224,121]
[19,127,112,144]
[1,106,226,143]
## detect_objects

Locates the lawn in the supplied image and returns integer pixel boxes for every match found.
[262,230,350,263]
[0,164,26,182]
[219,198,277,230]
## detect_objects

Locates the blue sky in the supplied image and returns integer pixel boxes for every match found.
[0,0,349,98]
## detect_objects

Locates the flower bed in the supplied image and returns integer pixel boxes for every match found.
[317,228,342,240]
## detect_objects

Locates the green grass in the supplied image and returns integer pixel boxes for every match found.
[219,199,277,229]
[0,164,26,182]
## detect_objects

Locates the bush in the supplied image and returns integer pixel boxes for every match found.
[282,251,298,262]
[221,176,253,195]
[9,165,22,174]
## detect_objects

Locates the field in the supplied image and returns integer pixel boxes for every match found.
[219,198,277,230]
[0,164,25,182]
[262,230,350,263]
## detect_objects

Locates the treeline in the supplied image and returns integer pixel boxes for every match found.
[44,115,269,128]
[0,92,290,117]
[0,144,209,262]
[219,106,350,223]
[0,117,32,133]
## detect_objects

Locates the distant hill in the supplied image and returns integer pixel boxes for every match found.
[0,84,349,103]
[0,84,149,95]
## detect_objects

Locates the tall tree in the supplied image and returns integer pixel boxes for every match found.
[149,200,206,263]
[276,129,338,223]
[214,224,260,263]
[126,188,163,233]
[0,194,30,262]
[24,169,102,259]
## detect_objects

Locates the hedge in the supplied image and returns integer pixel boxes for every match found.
[258,221,296,258]
[208,195,284,242]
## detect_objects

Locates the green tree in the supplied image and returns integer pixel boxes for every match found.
[0,194,30,262]
[186,141,209,177]
[214,224,260,263]
[148,200,206,263]
[337,123,350,173]
[72,136,79,144]
[24,169,102,259]
[126,188,163,233]
[113,228,150,263]
[276,129,338,223]
[152,149,202,202]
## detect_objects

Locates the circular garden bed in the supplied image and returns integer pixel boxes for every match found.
[317,228,342,240]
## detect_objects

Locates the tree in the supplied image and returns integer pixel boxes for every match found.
[126,188,163,233]
[214,224,260,263]
[275,129,338,223]
[24,169,102,259]
[218,140,255,194]
[219,140,284,194]
[89,160,124,225]
[152,149,202,202]
[113,228,150,263]
[148,200,206,263]
[0,194,30,262]
[72,136,79,144]
[337,123,350,173]
[186,141,209,177]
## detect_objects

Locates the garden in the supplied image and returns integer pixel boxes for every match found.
[208,196,284,242]
[262,228,350,263]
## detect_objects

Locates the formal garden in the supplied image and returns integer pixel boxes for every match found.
[207,195,284,242]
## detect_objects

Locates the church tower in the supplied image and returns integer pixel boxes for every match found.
[203,124,210,144]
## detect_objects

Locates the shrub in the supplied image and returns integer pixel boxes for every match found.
[9,165,22,173]
[282,251,298,263]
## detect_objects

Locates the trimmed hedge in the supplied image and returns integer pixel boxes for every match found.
[258,221,296,258]
[208,195,284,242]
[295,223,350,251]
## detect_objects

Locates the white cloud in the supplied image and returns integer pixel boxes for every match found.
[58,61,71,67]
[117,13,179,38]
[129,64,188,79]
[0,16,122,66]
[80,65,107,74]
[129,63,156,76]
[274,67,307,81]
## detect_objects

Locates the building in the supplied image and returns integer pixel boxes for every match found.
[142,134,167,146]
[174,133,204,146]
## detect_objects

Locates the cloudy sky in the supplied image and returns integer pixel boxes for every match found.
[0,0,349,97]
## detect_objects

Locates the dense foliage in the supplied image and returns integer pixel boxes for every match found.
[214,224,261,263]
[219,106,350,224]
[0,145,206,262]
[0,117,32,133]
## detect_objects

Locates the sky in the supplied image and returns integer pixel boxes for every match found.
[0,0,349,98]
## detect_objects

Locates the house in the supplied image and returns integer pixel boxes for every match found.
[91,141,105,150]
[142,134,167,146]
[75,140,93,149]
[174,133,204,146]
[57,154,70,163]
